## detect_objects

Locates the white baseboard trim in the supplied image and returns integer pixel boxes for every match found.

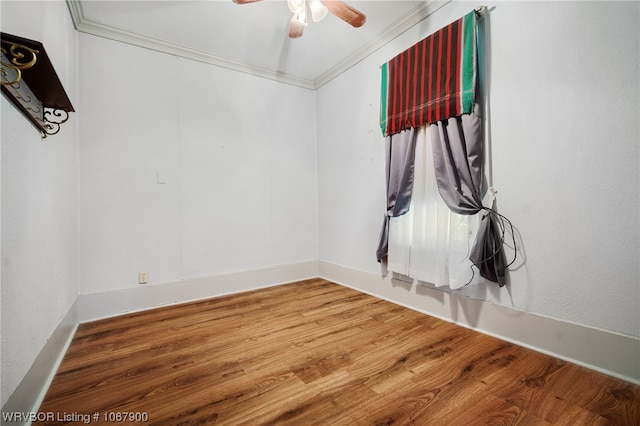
[78,261,320,323]
[2,262,318,423]
[1,301,78,425]
[4,259,636,425]
[318,261,640,385]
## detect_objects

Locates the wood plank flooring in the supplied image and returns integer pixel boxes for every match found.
[36,279,639,425]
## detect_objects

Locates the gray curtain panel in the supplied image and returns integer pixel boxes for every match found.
[376,128,417,263]
[430,111,508,286]
[431,113,484,215]
[470,212,508,286]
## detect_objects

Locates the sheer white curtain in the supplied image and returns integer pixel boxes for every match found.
[387,125,483,289]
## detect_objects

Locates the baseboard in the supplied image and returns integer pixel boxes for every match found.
[318,261,640,385]
[1,301,78,426]
[78,261,320,322]
[2,262,318,424]
[4,258,635,426]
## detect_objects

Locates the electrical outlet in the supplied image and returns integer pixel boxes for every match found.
[138,272,148,284]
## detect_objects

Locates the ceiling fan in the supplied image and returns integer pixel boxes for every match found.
[232,0,366,39]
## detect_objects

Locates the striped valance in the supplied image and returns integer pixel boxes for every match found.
[380,10,478,137]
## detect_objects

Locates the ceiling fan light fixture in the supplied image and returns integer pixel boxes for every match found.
[235,0,366,39]
[291,10,308,26]
[309,0,328,22]
[287,0,305,14]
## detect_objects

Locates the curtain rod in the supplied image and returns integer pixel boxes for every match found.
[378,6,486,69]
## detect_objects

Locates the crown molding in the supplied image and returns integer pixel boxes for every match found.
[314,0,450,88]
[65,0,317,89]
[66,0,449,90]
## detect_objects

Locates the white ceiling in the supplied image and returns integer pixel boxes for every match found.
[67,0,449,89]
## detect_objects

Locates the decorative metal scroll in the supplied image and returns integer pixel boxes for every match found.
[1,51,45,136]
[1,40,38,86]
[1,34,74,138]
[43,107,70,136]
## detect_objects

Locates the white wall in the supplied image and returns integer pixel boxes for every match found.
[77,34,319,294]
[2,0,638,407]
[1,0,79,407]
[318,1,640,339]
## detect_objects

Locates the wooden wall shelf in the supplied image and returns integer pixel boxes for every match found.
[1,32,75,138]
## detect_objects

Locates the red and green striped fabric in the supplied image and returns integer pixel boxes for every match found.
[380,10,477,137]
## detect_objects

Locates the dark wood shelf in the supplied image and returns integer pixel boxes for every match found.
[1,32,74,137]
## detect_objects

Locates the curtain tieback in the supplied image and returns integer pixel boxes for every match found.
[476,206,517,268]
[481,186,498,212]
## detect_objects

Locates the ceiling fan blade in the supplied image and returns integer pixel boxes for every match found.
[232,0,263,4]
[289,19,305,38]
[321,0,366,28]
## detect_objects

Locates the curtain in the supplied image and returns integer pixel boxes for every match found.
[375,128,417,263]
[431,111,483,214]
[431,107,509,286]
[387,125,483,288]
[379,8,512,286]
[378,10,477,265]
[380,10,477,137]
[387,107,511,287]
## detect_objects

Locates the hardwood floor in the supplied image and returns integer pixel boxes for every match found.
[37,279,639,425]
